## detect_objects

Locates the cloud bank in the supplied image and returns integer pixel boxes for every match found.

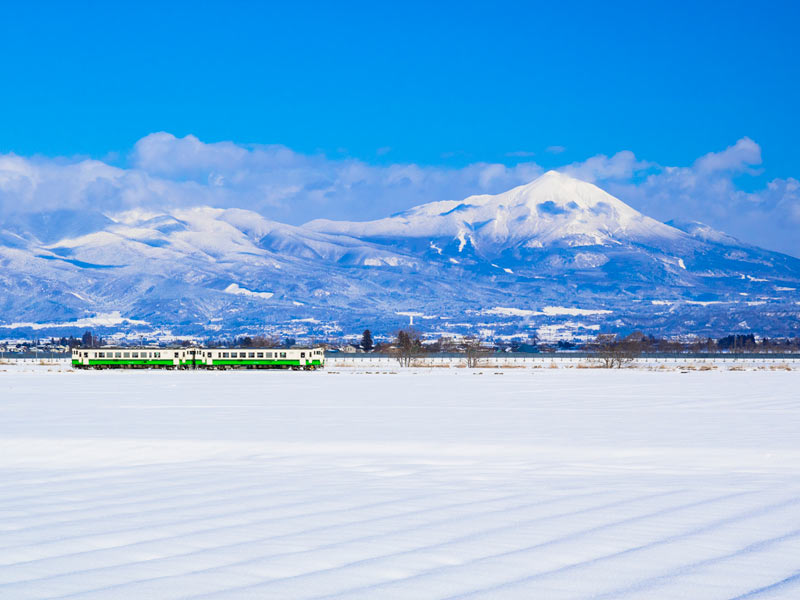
[0,133,798,257]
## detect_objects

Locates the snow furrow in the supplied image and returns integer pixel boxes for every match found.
[0,369,798,599]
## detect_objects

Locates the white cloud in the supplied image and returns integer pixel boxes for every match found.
[0,133,798,257]
[693,136,761,174]
[0,133,545,224]
[546,145,566,154]
[561,150,651,182]
[600,137,799,256]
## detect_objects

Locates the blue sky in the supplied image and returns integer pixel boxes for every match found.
[1,1,799,254]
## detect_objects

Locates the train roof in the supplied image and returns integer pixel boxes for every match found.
[76,345,325,350]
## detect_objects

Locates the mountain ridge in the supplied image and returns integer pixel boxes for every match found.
[1,171,798,339]
[306,170,687,252]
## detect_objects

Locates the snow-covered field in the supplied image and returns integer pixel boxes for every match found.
[1,368,799,599]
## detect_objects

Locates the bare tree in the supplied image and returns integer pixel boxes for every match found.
[463,336,487,368]
[250,335,282,348]
[594,333,641,368]
[393,329,422,367]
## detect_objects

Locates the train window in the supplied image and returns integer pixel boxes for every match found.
[257,352,263,358]
[155,352,160,358]
[174,352,179,358]
[266,352,272,358]
[98,352,105,358]
[222,352,229,358]
[132,352,138,358]
[248,352,255,358]
[300,352,305,358]
[123,352,130,358]
[280,352,286,358]
[115,352,122,358]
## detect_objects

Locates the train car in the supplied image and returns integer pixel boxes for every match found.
[71,347,197,368]
[197,347,324,369]
[71,347,325,370]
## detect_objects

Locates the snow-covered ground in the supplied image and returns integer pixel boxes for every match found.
[1,368,799,599]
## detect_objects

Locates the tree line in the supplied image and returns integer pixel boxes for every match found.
[353,328,800,369]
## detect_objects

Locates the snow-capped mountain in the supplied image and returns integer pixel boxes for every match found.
[308,170,684,251]
[1,171,798,339]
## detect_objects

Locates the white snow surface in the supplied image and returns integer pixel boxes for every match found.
[0,311,148,330]
[485,306,612,317]
[1,369,800,599]
[223,283,274,299]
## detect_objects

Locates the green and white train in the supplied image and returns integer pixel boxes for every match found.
[72,347,325,370]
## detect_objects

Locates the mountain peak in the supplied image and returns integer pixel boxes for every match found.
[307,171,683,251]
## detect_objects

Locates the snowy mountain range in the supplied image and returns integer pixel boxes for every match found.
[1,171,798,340]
